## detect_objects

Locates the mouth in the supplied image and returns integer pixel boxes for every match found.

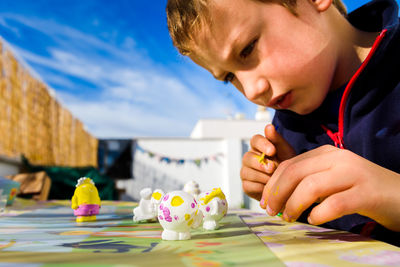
[268,91,293,109]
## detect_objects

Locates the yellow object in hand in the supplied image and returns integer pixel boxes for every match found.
[255,153,267,165]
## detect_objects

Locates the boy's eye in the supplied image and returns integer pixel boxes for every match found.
[240,39,257,58]
[224,72,235,84]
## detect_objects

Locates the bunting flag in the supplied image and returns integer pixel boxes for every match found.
[135,144,224,167]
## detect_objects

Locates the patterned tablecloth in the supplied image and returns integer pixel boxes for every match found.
[1,199,400,266]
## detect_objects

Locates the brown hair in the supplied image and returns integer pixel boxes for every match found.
[166,0,347,55]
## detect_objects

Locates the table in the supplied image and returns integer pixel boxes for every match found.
[1,199,400,266]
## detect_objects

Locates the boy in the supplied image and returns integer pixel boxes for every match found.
[166,0,400,245]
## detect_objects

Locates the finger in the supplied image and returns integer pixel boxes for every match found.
[264,124,296,160]
[260,184,286,213]
[279,144,337,167]
[240,166,270,184]
[260,184,271,209]
[282,170,352,222]
[307,188,361,225]
[250,134,276,157]
[269,145,338,188]
[242,151,277,175]
[242,180,264,201]
[264,147,340,216]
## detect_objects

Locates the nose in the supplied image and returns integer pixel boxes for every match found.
[236,71,269,101]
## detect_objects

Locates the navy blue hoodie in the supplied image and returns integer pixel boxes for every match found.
[272,0,400,245]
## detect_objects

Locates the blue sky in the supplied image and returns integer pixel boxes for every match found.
[0,0,397,138]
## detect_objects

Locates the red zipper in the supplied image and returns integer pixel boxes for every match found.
[322,29,387,149]
[321,125,344,149]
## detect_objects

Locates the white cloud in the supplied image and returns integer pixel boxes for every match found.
[57,90,230,138]
[13,44,239,137]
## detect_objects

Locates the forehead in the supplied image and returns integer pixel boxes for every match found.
[198,0,259,44]
[190,0,264,75]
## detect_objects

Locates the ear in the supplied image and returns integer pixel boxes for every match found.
[309,0,332,12]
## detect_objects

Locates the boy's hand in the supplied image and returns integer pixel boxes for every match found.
[241,124,296,200]
[261,145,400,232]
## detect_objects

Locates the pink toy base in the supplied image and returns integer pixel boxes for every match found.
[73,204,100,216]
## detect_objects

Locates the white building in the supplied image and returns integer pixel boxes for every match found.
[118,106,272,211]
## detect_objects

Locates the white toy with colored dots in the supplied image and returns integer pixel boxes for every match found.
[150,189,164,218]
[198,188,228,230]
[133,188,165,222]
[133,188,154,222]
[158,190,203,240]
[183,180,201,198]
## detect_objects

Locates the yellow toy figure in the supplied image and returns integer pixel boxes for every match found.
[71,177,101,222]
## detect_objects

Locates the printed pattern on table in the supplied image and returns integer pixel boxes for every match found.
[240,211,400,266]
[0,199,283,267]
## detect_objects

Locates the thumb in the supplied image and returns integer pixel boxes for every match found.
[264,124,296,162]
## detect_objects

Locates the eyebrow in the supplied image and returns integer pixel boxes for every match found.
[211,31,246,81]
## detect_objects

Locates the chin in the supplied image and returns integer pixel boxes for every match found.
[291,104,318,115]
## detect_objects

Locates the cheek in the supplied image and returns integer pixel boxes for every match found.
[294,45,337,113]
[264,19,336,87]
[269,40,334,83]
[265,35,336,113]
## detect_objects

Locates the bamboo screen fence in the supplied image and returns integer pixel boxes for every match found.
[0,39,98,167]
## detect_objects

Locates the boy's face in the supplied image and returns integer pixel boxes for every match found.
[189,0,339,114]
